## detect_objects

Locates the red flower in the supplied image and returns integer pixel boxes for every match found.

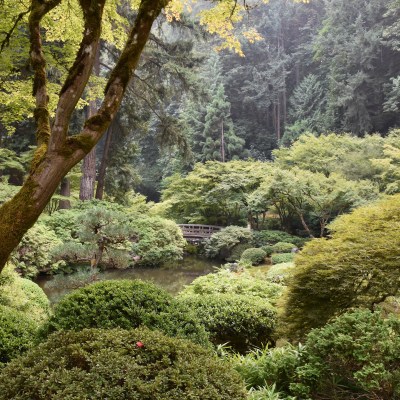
[136,341,144,348]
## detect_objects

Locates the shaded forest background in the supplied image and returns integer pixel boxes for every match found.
[2,0,400,203]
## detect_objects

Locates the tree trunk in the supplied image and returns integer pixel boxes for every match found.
[0,0,169,273]
[59,177,71,209]
[79,47,100,200]
[95,124,113,200]
[79,145,96,200]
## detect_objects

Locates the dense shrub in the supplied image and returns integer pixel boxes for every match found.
[240,248,267,265]
[0,264,50,325]
[180,269,282,303]
[204,226,253,259]
[282,194,400,339]
[0,328,247,399]
[43,280,209,346]
[271,253,294,265]
[12,223,65,277]
[0,305,37,366]
[178,294,277,353]
[227,242,253,262]
[290,310,400,399]
[131,216,186,266]
[252,230,306,248]
[271,242,296,253]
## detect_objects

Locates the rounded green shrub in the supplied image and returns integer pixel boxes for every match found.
[227,243,253,262]
[180,269,282,303]
[0,328,247,399]
[204,226,253,259]
[240,248,267,266]
[271,253,294,265]
[271,242,296,253]
[290,310,400,399]
[178,294,277,353]
[0,264,50,325]
[43,280,209,346]
[0,305,36,366]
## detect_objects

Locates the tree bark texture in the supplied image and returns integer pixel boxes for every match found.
[95,123,114,200]
[0,0,170,273]
[59,177,71,209]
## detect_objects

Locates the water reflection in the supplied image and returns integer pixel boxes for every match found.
[36,256,219,303]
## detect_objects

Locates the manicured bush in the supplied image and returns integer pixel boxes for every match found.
[180,269,282,303]
[43,280,209,346]
[271,253,294,265]
[240,248,267,266]
[0,264,50,325]
[178,294,277,353]
[271,242,296,253]
[252,230,306,248]
[0,328,247,399]
[290,310,400,400]
[227,242,253,262]
[0,305,36,366]
[204,226,253,259]
[131,216,186,266]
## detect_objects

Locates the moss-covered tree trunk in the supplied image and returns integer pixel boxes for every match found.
[0,0,170,273]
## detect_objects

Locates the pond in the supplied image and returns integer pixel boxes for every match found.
[35,255,219,304]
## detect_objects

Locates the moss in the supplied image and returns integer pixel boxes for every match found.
[29,143,47,173]
[63,134,96,156]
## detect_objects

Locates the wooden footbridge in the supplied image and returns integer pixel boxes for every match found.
[178,224,223,242]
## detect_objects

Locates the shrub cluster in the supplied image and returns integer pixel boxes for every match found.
[252,230,306,248]
[240,248,267,266]
[0,305,36,366]
[180,269,282,302]
[178,294,276,353]
[204,226,253,259]
[0,328,247,400]
[271,253,294,265]
[43,280,209,346]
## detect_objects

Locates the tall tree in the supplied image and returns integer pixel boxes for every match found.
[0,0,169,272]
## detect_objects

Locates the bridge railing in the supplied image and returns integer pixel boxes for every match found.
[178,224,223,238]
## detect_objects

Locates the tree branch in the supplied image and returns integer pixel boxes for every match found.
[28,0,61,151]
[67,0,170,153]
[50,0,107,151]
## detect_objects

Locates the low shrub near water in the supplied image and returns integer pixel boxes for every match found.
[0,328,247,400]
[240,248,267,265]
[42,280,209,346]
[204,226,253,259]
[178,293,277,353]
[271,253,294,265]
[180,269,282,302]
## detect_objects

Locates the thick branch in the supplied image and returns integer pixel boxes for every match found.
[29,0,61,149]
[50,0,106,150]
[68,0,170,152]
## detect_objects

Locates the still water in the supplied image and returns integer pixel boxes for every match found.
[36,256,219,303]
